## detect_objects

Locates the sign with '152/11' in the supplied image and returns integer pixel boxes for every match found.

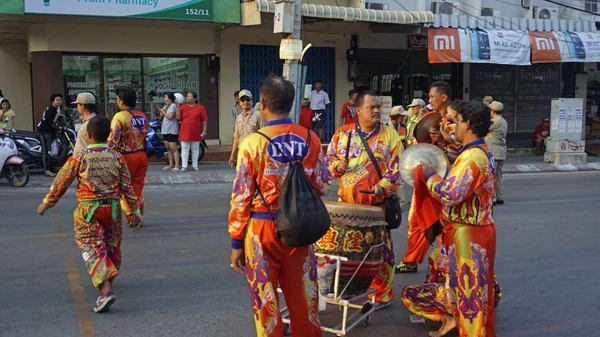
[25,0,213,21]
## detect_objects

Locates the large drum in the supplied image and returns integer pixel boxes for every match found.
[314,201,387,297]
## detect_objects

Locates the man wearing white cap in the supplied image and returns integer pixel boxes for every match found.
[228,89,263,167]
[72,92,98,155]
[405,98,426,146]
[486,101,507,205]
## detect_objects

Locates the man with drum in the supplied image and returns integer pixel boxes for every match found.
[325,90,402,310]
[395,81,457,274]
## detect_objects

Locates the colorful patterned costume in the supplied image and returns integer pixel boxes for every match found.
[402,139,497,337]
[401,111,459,266]
[108,108,148,222]
[228,119,331,337]
[42,144,140,289]
[325,122,402,303]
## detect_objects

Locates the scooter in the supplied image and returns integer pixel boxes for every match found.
[0,129,30,187]
[147,118,207,162]
[9,115,76,171]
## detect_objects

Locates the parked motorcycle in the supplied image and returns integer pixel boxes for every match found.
[0,129,30,187]
[9,115,76,171]
[147,118,207,162]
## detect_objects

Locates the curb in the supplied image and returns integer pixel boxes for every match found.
[503,163,600,174]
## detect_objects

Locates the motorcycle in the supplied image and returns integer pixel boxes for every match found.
[9,114,76,171]
[146,118,207,162]
[0,129,30,187]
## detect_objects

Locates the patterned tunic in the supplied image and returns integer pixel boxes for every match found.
[108,109,148,154]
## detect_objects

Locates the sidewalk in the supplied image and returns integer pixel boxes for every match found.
[17,153,600,188]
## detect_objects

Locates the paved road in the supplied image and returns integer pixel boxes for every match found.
[1,172,599,337]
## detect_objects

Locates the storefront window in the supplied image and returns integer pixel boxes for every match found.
[103,57,143,119]
[143,57,201,120]
[62,55,101,117]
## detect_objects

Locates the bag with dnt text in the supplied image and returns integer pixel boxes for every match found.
[255,128,331,247]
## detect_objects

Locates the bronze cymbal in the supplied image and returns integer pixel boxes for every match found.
[413,111,442,144]
[399,143,449,187]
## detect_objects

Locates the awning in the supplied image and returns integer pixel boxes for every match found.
[429,14,595,33]
[256,0,434,25]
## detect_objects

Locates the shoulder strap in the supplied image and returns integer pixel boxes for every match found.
[355,123,383,179]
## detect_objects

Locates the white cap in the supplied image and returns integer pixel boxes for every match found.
[390,106,406,116]
[407,98,426,108]
[174,93,185,104]
[238,89,253,99]
[489,101,504,112]
[71,92,96,105]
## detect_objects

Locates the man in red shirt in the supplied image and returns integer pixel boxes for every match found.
[340,89,359,125]
[534,117,550,155]
[299,98,313,129]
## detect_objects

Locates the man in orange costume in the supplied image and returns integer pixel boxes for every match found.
[396,81,457,274]
[108,87,149,228]
[326,90,402,309]
[228,75,331,337]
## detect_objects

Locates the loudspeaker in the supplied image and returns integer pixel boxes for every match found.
[206,54,220,72]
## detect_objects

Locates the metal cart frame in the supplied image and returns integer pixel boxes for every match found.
[279,244,383,336]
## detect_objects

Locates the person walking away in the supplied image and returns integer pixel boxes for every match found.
[340,89,359,126]
[299,98,313,129]
[1,99,15,131]
[228,74,331,337]
[405,98,426,147]
[159,93,180,172]
[37,94,65,177]
[108,87,149,229]
[401,100,497,337]
[37,116,143,313]
[485,101,507,205]
[176,92,207,172]
[228,89,263,167]
[310,80,330,141]
[72,93,97,155]
[325,90,402,310]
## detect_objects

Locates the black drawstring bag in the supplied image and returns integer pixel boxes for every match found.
[255,129,331,247]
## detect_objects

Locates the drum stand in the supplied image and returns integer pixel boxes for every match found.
[279,249,381,336]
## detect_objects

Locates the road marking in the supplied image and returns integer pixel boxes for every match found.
[50,209,97,337]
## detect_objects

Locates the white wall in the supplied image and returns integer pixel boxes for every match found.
[0,42,33,130]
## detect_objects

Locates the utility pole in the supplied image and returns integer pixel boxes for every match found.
[275,0,304,123]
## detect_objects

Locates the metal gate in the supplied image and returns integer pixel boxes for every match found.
[239,44,336,140]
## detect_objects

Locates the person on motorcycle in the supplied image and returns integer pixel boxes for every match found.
[108,87,149,228]
[72,93,97,155]
[37,93,64,177]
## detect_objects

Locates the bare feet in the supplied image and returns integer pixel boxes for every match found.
[429,315,456,337]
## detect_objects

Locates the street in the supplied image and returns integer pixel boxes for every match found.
[1,171,599,337]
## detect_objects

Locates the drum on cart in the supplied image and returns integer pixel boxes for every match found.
[314,201,388,297]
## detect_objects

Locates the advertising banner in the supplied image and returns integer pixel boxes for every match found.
[0,0,24,14]
[24,0,213,21]
[428,27,531,66]
[530,31,600,63]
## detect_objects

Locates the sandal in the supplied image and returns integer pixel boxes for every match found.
[162,166,172,171]
[171,167,180,172]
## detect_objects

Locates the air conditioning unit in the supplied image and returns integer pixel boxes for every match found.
[431,2,460,15]
[366,2,389,10]
[533,6,559,19]
[481,7,500,17]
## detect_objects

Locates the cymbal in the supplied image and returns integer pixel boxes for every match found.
[399,143,449,187]
[413,111,442,144]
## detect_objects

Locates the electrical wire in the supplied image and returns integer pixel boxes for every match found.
[392,0,430,24]
[542,0,600,16]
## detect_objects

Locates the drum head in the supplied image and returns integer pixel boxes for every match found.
[414,111,442,143]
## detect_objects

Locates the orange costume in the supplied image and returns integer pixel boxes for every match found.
[42,144,140,288]
[401,139,497,337]
[325,122,402,304]
[228,119,331,337]
[108,108,149,223]
[400,111,459,269]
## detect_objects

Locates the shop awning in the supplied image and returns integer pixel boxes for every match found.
[429,14,596,33]
[255,0,434,25]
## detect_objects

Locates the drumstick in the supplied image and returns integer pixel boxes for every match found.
[359,190,374,194]
[345,131,352,160]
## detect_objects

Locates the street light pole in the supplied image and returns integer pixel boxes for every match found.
[276,0,303,123]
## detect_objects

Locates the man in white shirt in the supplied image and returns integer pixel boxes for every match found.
[309,80,330,141]
[72,92,98,155]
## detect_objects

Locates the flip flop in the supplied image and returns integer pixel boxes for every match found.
[162,166,172,171]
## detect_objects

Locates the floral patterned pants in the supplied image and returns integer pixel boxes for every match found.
[243,218,322,337]
[74,203,122,290]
